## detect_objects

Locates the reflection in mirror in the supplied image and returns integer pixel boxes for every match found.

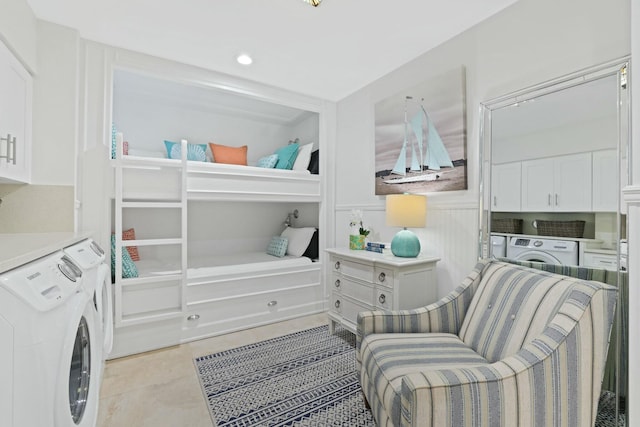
[479,58,629,426]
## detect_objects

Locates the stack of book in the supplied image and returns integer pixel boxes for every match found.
[365,242,389,253]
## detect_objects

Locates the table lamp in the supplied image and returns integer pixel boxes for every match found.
[386,194,426,257]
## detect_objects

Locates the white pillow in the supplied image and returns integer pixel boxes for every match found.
[292,143,314,171]
[280,227,316,257]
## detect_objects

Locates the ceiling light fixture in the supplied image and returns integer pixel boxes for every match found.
[236,54,253,65]
[303,0,322,7]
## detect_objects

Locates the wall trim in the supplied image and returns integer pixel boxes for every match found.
[336,199,479,211]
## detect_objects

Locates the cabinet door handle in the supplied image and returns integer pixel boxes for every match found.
[334,261,340,270]
[334,279,341,288]
[493,196,497,206]
[334,300,341,309]
[267,300,278,307]
[0,134,16,164]
[548,194,551,206]
[378,272,386,282]
[555,194,559,206]
[378,294,386,304]
[186,314,200,321]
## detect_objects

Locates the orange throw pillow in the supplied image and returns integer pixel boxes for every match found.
[122,228,140,261]
[209,143,248,165]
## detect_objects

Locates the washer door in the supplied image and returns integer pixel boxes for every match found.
[56,297,99,427]
[512,250,562,265]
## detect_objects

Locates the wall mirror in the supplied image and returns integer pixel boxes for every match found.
[479,58,630,425]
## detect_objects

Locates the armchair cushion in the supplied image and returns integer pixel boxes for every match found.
[361,333,489,425]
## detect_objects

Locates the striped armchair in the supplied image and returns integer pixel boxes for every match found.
[357,259,617,427]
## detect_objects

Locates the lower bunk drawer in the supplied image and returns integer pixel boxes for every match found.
[186,265,321,303]
[182,283,324,341]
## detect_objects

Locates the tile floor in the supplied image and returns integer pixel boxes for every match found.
[97,312,329,427]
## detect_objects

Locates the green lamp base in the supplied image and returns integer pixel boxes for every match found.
[390,228,421,258]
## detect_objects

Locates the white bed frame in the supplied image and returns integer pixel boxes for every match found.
[109,141,323,358]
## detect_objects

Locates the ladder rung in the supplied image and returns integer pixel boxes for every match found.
[121,201,183,208]
[120,238,183,247]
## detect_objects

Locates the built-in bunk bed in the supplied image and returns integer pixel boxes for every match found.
[107,69,325,358]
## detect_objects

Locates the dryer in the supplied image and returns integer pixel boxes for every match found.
[64,239,113,361]
[0,251,100,427]
[507,237,579,265]
[490,234,507,258]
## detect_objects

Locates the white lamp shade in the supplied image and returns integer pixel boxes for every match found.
[386,194,427,228]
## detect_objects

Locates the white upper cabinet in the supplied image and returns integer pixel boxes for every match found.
[0,39,32,183]
[592,149,618,212]
[491,162,521,212]
[521,152,592,212]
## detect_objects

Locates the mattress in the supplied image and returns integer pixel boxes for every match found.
[134,252,313,279]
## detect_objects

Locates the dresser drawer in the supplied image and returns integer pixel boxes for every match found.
[332,256,372,282]
[375,267,394,287]
[336,275,374,304]
[331,294,373,326]
[375,288,393,310]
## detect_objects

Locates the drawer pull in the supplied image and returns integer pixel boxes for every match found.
[335,279,341,288]
[187,314,200,321]
[334,261,341,270]
[378,272,386,282]
[378,294,386,304]
[267,300,278,307]
[334,300,341,309]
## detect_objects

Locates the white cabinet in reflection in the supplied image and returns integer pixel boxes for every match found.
[491,162,521,211]
[521,153,592,212]
[592,149,618,212]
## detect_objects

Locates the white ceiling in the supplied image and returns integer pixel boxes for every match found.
[26,0,520,101]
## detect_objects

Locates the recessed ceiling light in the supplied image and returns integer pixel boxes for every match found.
[237,54,253,65]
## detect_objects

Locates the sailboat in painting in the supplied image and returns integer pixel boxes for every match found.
[386,96,454,184]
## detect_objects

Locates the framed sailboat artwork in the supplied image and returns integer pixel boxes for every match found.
[374,66,467,195]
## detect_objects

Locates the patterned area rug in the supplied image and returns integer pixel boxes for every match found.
[194,325,375,426]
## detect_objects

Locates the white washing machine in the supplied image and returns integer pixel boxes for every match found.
[491,235,507,258]
[64,239,113,362]
[507,237,579,265]
[0,251,100,427]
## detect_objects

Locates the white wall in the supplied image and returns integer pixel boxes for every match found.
[31,21,78,185]
[0,0,37,72]
[334,0,630,297]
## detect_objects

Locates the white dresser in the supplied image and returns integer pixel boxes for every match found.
[326,248,439,333]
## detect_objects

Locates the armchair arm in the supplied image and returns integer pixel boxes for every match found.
[356,260,490,363]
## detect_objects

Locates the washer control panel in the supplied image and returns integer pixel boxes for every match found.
[0,251,83,311]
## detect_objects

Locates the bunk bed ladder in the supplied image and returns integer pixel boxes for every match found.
[112,137,188,328]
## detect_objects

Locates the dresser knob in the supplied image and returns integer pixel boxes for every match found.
[187,314,200,321]
[334,261,341,270]
[335,279,341,288]
[267,301,278,307]
[378,272,386,282]
[378,294,386,304]
[334,300,341,309]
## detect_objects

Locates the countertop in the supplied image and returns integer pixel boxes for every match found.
[0,232,92,273]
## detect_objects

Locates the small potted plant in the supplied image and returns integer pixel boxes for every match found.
[349,210,370,250]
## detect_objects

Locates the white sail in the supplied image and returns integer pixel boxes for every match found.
[391,137,407,175]
[410,112,423,171]
[422,106,454,170]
